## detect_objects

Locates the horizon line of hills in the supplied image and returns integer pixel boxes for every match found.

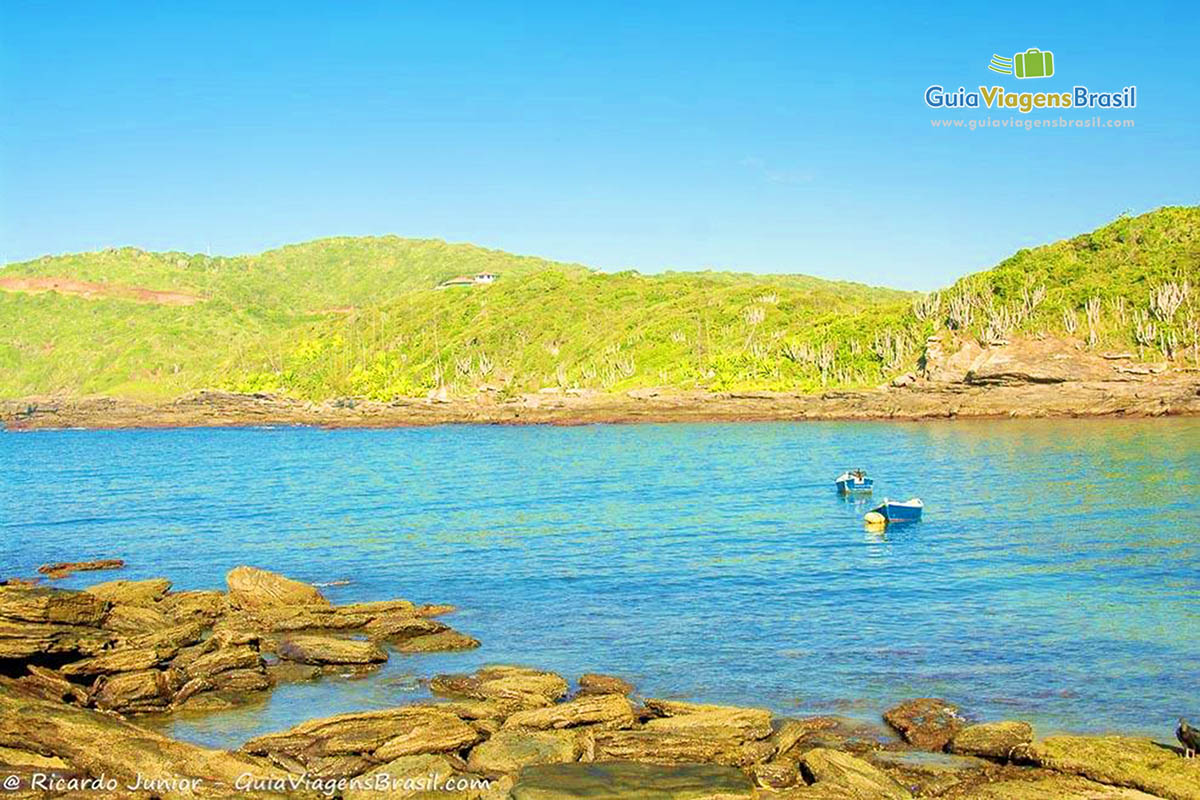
[1,206,1196,400]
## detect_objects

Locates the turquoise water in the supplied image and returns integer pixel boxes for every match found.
[2,419,1197,748]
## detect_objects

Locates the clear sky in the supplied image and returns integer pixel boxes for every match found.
[1,1,1197,289]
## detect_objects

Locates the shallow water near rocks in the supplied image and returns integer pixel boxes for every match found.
[2,419,1197,749]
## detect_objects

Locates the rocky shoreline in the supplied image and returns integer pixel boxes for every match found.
[1,565,1197,799]
[3,337,1200,431]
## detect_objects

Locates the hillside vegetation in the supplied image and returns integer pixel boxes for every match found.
[0,207,1196,400]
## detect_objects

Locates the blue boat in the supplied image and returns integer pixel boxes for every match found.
[869,497,923,522]
[835,470,874,494]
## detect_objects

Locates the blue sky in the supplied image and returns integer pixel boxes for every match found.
[1,1,1196,290]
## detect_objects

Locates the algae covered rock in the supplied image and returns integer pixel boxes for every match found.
[512,761,753,800]
[0,683,301,797]
[466,728,579,774]
[1017,736,1200,800]
[951,772,1171,798]
[584,728,755,767]
[393,629,480,653]
[950,721,1033,760]
[883,697,966,751]
[799,747,912,799]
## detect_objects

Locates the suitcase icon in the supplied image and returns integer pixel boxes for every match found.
[1014,48,1054,79]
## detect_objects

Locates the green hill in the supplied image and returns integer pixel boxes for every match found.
[0,207,1196,400]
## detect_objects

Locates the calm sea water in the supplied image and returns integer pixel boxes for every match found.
[2,420,1197,748]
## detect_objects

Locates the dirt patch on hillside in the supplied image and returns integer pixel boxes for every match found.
[0,276,201,306]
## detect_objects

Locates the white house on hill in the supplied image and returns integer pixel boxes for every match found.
[437,272,498,289]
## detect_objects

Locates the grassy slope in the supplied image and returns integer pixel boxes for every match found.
[934,206,1199,355]
[0,207,1196,400]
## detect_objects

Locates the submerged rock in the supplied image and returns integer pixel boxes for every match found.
[392,629,480,653]
[576,673,635,697]
[512,761,753,800]
[950,721,1034,760]
[364,614,447,640]
[883,698,966,751]
[868,750,994,797]
[226,565,330,610]
[36,559,125,579]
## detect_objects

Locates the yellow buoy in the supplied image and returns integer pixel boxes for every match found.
[864,511,887,529]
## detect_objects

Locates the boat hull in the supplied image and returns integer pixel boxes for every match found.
[870,500,923,522]
[836,478,873,493]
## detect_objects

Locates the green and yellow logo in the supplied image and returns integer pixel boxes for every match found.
[989,48,1054,79]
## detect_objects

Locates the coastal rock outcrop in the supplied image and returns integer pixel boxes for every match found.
[242,705,482,777]
[0,585,109,627]
[84,578,171,606]
[392,629,480,652]
[276,634,387,666]
[1015,736,1200,800]
[36,559,125,579]
[0,683,303,797]
[948,773,1170,799]
[502,693,635,731]
[0,568,472,716]
[883,697,966,751]
[226,565,330,609]
[584,728,759,767]
[466,729,580,774]
[922,335,1123,386]
[643,699,774,742]
[512,762,753,800]
[5,565,1196,800]
[431,666,570,709]
[576,673,634,697]
[798,747,913,799]
[950,720,1034,760]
